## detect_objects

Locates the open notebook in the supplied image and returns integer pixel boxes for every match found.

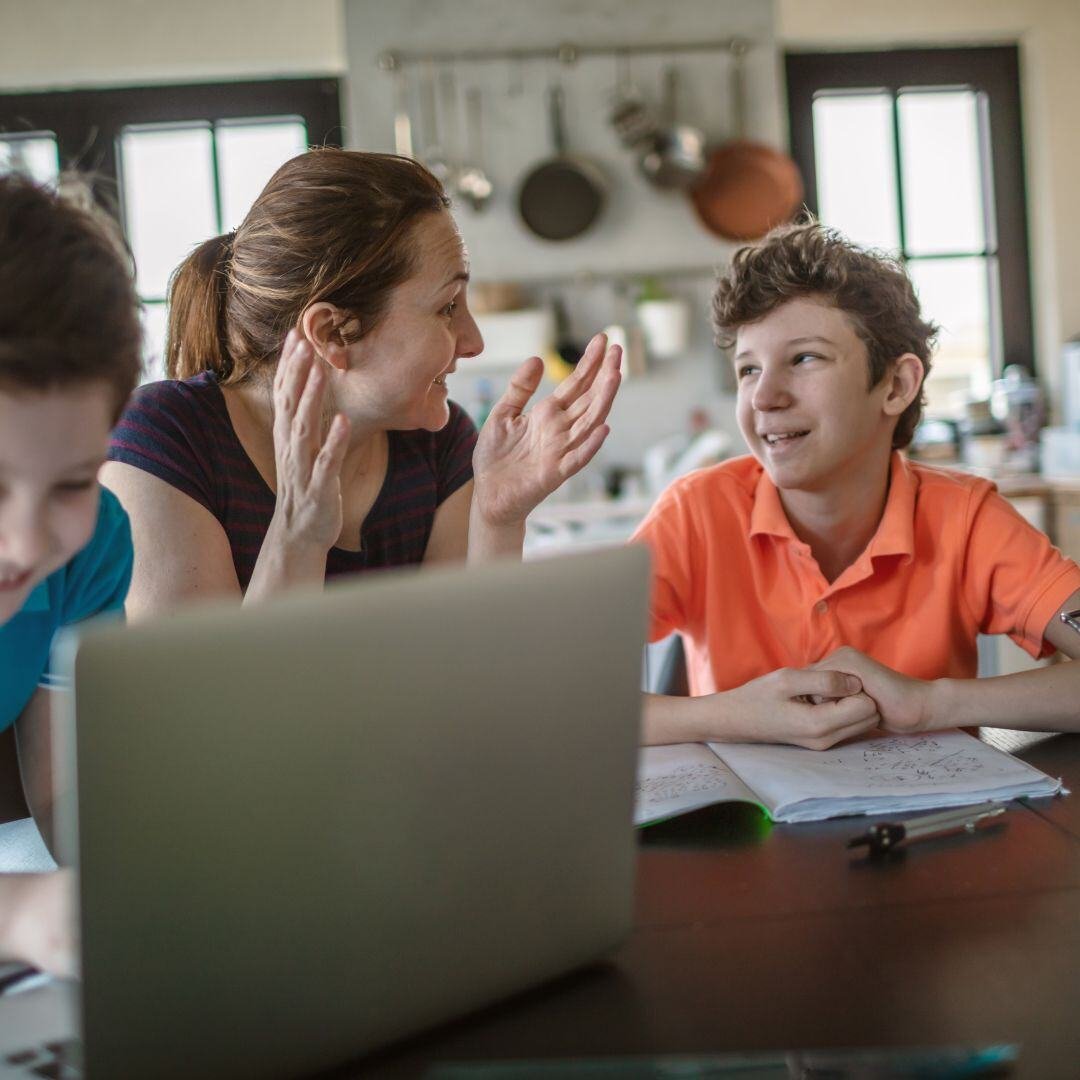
[635,729,1064,825]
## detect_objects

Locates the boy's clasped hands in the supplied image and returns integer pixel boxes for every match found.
[710,650,929,751]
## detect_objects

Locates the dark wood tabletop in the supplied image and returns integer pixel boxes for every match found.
[332,731,1080,1079]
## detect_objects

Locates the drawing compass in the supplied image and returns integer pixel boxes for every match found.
[848,801,1007,854]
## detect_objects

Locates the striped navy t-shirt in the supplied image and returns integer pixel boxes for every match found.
[107,372,477,590]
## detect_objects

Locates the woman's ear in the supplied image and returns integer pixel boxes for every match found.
[300,303,360,373]
[882,352,925,418]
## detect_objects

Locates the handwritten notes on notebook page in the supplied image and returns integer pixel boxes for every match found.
[635,743,764,825]
[636,730,1064,826]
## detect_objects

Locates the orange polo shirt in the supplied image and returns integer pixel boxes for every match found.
[631,452,1080,697]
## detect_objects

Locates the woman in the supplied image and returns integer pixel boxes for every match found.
[104,149,620,613]
[0,173,143,976]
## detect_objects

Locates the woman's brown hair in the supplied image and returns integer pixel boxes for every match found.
[713,222,938,449]
[0,173,142,418]
[166,149,451,384]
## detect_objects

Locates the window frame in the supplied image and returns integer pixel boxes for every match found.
[1,79,342,379]
[785,45,1034,375]
[0,77,342,215]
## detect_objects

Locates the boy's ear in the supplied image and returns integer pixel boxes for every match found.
[299,303,360,373]
[881,353,925,418]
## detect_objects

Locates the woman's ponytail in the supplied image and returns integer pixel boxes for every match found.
[165,232,234,381]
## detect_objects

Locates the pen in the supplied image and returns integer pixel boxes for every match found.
[847,801,1007,854]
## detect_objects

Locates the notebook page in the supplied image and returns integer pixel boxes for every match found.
[635,743,763,826]
[712,730,1062,823]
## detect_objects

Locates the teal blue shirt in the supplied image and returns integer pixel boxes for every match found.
[0,487,132,732]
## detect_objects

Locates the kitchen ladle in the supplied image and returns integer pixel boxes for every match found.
[455,86,494,212]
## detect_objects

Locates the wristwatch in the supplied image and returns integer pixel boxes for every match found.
[1062,609,1080,635]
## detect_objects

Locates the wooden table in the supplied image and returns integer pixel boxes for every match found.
[331,732,1080,1079]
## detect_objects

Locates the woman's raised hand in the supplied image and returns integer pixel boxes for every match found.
[268,330,350,555]
[471,333,622,527]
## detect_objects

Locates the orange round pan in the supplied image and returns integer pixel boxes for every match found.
[690,41,804,242]
[691,138,804,241]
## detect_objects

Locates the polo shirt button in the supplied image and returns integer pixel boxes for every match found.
[815,600,829,614]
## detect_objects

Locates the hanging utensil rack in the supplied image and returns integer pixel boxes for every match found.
[376,38,753,71]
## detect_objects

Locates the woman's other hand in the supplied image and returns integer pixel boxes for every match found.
[471,333,622,528]
[267,329,351,556]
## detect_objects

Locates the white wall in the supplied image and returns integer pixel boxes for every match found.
[777,0,1080,411]
[0,0,345,89]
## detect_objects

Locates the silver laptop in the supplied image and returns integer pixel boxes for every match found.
[0,545,649,1079]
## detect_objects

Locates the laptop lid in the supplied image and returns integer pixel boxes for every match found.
[62,546,649,1079]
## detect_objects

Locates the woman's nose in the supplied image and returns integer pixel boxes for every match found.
[456,310,484,360]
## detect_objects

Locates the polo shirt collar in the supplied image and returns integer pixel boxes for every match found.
[749,467,800,542]
[747,451,916,559]
[868,451,917,560]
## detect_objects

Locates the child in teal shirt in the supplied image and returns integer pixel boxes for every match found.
[0,174,141,976]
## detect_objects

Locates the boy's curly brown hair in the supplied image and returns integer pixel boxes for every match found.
[712,222,938,449]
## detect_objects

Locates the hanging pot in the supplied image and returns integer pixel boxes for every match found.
[690,40,804,241]
[639,65,706,191]
[518,84,608,242]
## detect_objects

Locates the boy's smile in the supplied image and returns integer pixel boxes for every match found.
[734,296,901,496]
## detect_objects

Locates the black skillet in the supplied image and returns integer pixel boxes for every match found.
[518,84,607,242]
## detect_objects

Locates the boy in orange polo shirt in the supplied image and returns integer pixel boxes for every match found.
[633,223,1080,749]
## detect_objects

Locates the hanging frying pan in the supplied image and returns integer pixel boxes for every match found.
[518,84,607,242]
[690,40,804,242]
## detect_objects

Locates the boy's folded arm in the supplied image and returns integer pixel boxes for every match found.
[642,692,715,746]
[819,589,1080,735]
[924,588,1080,732]
[925,661,1080,733]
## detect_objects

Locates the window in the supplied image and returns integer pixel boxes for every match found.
[118,116,309,373]
[0,131,59,184]
[1,79,341,380]
[786,47,1033,415]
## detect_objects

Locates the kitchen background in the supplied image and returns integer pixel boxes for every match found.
[2,0,1080,661]
[3,0,1079,451]
[343,0,783,484]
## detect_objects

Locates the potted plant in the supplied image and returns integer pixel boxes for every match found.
[635,278,690,360]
